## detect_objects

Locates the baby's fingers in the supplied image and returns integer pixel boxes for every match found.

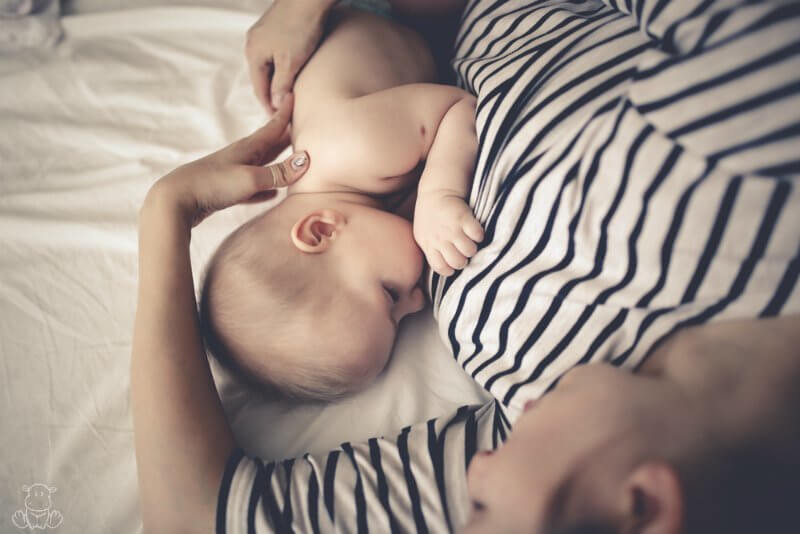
[453,232,478,258]
[426,248,455,277]
[440,242,468,272]
[461,215,485,243]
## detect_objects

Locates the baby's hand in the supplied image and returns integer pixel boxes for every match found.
[414,192,484,276]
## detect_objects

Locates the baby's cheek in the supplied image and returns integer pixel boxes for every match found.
[393,220,422,265]
[399,223,422,261]
[411,243,425,280]
[358,343,393,387]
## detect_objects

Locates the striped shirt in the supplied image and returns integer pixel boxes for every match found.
[218,0,800,531]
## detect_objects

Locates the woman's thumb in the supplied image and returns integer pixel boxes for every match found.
[257,150,309,190]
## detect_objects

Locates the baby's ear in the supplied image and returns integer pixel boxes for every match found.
[291,209,346,253]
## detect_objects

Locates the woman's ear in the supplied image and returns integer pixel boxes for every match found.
[291,209,346,253]
[619,462,684,534]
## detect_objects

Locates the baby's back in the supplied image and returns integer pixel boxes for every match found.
[292,7,436,132]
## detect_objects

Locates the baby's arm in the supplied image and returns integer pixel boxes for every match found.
[306,84,468,194]
[413,94,483,275]
[313,84,482,274]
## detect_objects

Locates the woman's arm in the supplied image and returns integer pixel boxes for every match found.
[131,100,308,533]
[132,195,234,533]
[322,83,483,275]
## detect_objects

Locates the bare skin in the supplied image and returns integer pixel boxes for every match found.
[247,1,483,276]
[463,314,800,533]
[245,0,467,112]
[207,5,485,398]
[133,2,475,531]
[280,6,484,276]
[132,102,306,534]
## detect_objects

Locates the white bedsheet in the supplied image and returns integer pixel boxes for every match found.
[0,7,489,533]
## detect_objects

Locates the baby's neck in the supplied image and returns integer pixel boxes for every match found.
[285,188,383,210]
[286,173,361,196]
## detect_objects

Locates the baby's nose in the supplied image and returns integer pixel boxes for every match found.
[395,287,425,320]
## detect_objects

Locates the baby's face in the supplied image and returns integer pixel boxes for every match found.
[325,202,426,378]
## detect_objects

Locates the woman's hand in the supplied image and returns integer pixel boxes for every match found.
[144,94,309,228]
[245,0,334,112]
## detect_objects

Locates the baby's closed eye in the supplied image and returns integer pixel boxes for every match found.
[383,284,399,304]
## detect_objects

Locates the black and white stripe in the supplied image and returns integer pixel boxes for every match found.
[219,0,800,531]
[218,402,504,533]
[432,0,800,414]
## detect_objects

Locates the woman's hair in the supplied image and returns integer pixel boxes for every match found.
[550,436,800,534]
[553,524,616,534]
[678,438,800,534]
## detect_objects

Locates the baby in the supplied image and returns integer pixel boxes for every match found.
[200,5,481,401]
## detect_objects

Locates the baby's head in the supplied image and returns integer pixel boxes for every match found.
[200,192,426,401]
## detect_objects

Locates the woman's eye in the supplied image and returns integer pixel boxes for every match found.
[384,286,399,303]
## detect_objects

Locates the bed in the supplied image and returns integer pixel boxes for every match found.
[3,0,799,532]
[0,3,490,533]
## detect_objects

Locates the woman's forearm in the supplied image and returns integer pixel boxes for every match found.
[131,193,235,533]
[130,102,303,532]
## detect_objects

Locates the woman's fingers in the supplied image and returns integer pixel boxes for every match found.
[196,103,308,212]
[241,189,278,204]
[236,149,308,194]
[244,0,326,112]
[248,59,273,112]
[252,150,308,190]
[220,94,294,165]
[244,11,275,112]
[203,150,307,216]
[270,54,299,110]
[249,92,293,154]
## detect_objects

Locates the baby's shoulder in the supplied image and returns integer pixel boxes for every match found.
[290,108,420,195]
[291,84,472,195]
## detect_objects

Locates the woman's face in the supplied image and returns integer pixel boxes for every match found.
[461,364,671,533]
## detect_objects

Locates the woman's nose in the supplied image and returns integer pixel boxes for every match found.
[465,449,492,498]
